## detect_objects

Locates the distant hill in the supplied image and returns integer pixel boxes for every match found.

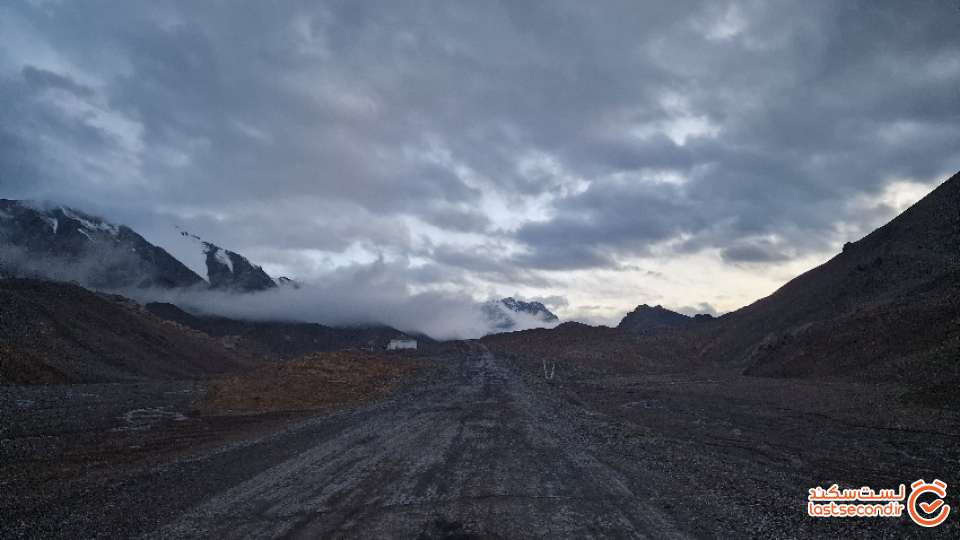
[0,279,253,384]
[617,304,691,334]
[482,320,700,376]
[0,277,423,384]
[145,302,418,359]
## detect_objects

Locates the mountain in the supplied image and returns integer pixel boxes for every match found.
[484,170,960,385]
[698,169,960,381]
[617,304,691,334]
[175,229,277,292]
[0,200,279,293]
[0,200,422,359]
[0,200,205,289]
[0,278,253,384]
[482,297,559,331]
[502,297,560,322]
[276,276,300,289]
[203,241,276,292]
[145,302,421,359]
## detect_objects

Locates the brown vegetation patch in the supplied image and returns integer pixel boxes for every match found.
[201,351,420,414]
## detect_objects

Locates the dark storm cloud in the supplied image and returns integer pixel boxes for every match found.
[514,179,699,270]
[428,243,554,288]
[509,1,960,269]
[0,0,958,286]
[720,241,791,264]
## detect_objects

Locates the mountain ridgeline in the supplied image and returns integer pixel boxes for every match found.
[699,169,960,381]
[4,170,960,387]
[144,301,417,361]
[617,304,711,334]
[0,200,204,289]
[0,199,559,384]
[487,170,960,385]
[0,199,562,340]
[0,199,279,292]
[0,201,416,383]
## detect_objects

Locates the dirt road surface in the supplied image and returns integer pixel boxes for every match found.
[4,344,958,538]
[151,347,684,538]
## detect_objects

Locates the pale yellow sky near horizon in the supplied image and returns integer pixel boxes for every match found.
[499,176,942,326]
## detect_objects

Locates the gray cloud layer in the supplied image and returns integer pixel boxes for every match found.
[1,0,958,321]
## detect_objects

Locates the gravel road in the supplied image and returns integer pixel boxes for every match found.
[8,344,955,538]
[151,345,684,539]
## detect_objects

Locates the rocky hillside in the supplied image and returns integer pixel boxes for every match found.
[0,200,204,289]
[0,279,254,384]
[145,302,416,359]
[174,229,278,292]
[617,304,691,334]
[202,241,276,292]
[699,169,960,381]
[0,200,282,293]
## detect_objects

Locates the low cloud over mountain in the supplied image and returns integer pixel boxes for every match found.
[0,199,560,339]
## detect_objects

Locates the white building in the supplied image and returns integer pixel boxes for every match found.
[387,338,417,351]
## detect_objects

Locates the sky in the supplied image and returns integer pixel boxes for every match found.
[2,0,959,327]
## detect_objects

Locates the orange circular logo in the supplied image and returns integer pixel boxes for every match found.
[907,479,950,528]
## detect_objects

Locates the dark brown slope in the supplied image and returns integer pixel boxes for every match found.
[145,302,421,360]
[0,279,254,384]
[482,321,702,377]
[617,304,692,334]
[700,170,960,381]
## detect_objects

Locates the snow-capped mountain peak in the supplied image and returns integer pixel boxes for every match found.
[0,199,205,289]
[481,296,560,332]
[174,228,278,292]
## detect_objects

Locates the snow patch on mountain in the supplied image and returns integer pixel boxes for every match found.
[180,234,277,292]
[60,206,120,236]
[212,246,234,272]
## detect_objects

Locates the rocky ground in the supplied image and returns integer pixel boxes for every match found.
[0,351,425,538]
[2,345,958,538]
[507,353,960,538]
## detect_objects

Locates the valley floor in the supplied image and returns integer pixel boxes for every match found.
[2,345,958,538]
